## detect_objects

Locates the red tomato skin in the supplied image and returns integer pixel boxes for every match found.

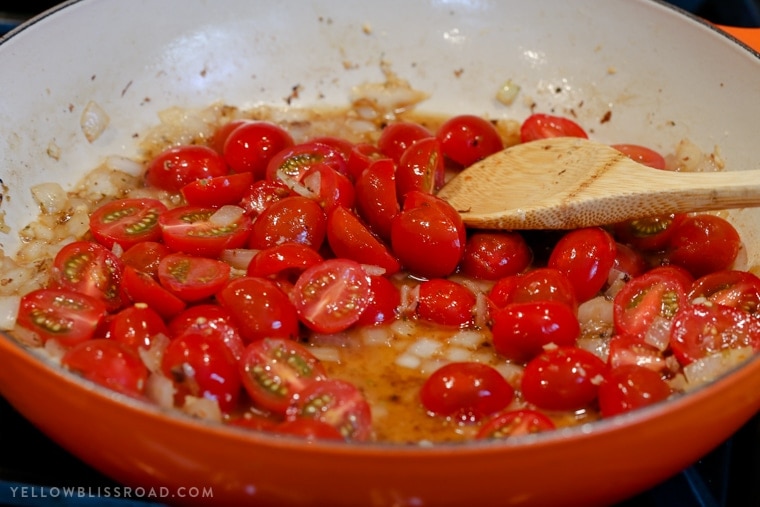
[611,242,648,282]
[222,121,294,180]
[521,346,607,411]
[159,205,253,258]
[119,241,171,279]
[489,267,577,312]
[377,121,433,163]
[476,409,556,440]
[248,196,327,251]
[665,214,741,278]
[491,301,581,363]
[437,114,504,168]
[420,362,514,422]
[62,339,148,398]
[689,270,760,314]
[181,172,254,207]
[607,334,668,373]
[161,332,241,412]
[613,271,688,338]
[355,275,400,327]
[89,198,167,250]
[416,279,476,327]
[239,338,327,415]
[613,213,686,252]
[326,206,401,275]
[520,113,588,143]
[239,179,291,218]
[611,144,666,170]
[216,276,299,343]
[145,145,229,192]
[354,158,401,241]
[459,231,532,281]
[16,289,107,347]
[121,266,187,320]
[548,227,617,303]
[247,243,324,281]
[109,303,168,351]
[598,364,672,418]
[157,253,231,302]
[210,119,251,154]
[265,142,348,183]
[301,164,356,213]
[396,137,445,200]
[274,419,345,441]
[347,143,389,182]
[168,304,245,360]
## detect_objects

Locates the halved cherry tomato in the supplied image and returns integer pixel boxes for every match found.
[476,409,556,440]
[489,267,577,312]
[613,213,686,252]
[492,301,581,363]
[247,243,324,281]
[286,378,372,441]
[669,303,760,365]
[355,275,400,327]
[689,270,760,314]
[181,172,254,207]
[274,418,345,441]
[308,136,354,161]
[119,241,171,279]
[168,304,245,360]
[16,289,107,346]
[416,279,476,327]
[520,113,588,143]
[396,137,445,200]
[121,266,187,319]
[607,334,668,372]
[613,271,688,339]
[222,121,294,179]
[248,196,326,251]
[611,144,666,170]
[239,337,327,414]
[266,141,348,184]
[157,253,231,302]
[347,142,389,181]
[521,346,607,411]
[665,214,741,278]
[159,205,253,258]
[354,158,400,241]
[377,121,433,163]
[598,364,672,417]
[108,303,168,351]
[459,231,532,281]
[548,227,617,302]
[89,198,167,250]
[50,240,124,312]
[301,163,355,212]
[145,145,229,192]
[239,179,291,217]
[610,242,648,282]
[420,362,514,422]
[161,332,241,412]
[62,339,148,397]
[216,276,300,343]
[437,114,504,168]
[292,258,372,334]
[326,206,400,275]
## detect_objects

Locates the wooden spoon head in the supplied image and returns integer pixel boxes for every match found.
[436,136,651,229]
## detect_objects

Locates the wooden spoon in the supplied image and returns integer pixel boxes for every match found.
[436,136,760,230]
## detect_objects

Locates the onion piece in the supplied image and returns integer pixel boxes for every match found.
[145,373,175,409]
[309,346,341,363]
[683,347,753,388]
[0,295,20,330]
[80,100,110,143]
[210,205,245,227]
[105,155,144,177]
[182,395,223,423]
[31,182,69,214]
[220,248,258,271]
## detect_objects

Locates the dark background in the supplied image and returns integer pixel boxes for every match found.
[2,1,760,507]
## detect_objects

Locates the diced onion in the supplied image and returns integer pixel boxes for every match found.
[31,182,69,214]
[43,339,67,362]
[576,336,609,362]
[220,248,258,271]
[80,100,110,143]
[182,395,223,423]
[643,316,671,351]
[448,329,485,349]
[138,333,171,374]
[496,79,521,106]
[577,296,613,326]
[445,347,472,362]
[360,326,393,346]
[105,155,145,177]
[407,337,442,358]
[0,295,20,330]
[683,347,753,388]
[210,205,245,227]
[309,346,342,363]
[145,373,175,408]
[395,353,421,369]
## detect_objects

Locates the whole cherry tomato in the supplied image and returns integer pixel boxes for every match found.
[437,114,504,167]
[168,304,245,360]
[355,275,401,327]
[665,214,741,278]
[476,409,556,440]
[611,143,666,170]
[377,121,433,163]
[416,279,476,327]
[598,364,672,417]
[248,196,326,251]
[548,227,617,302]
[520,113,588,143]
[62,339,148,398]
[459,231,532,281]
[145,145,228,192]
[109,303,168,351]
[222,121,294,179]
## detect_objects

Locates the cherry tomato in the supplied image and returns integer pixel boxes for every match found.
[239,338,327,414]
[159,205,253,258]
[89,198,167,250]
[420,362,514,422]
[437,114,504,167]
[50,240,124,312]
[286,378,372,441]
[119,241,171,279]
[121,265,187,319]
[689,270,760,314]
[416,279,476,327]
[168,304,245,360]
[161,332,241,412]
[227,411,279,432]
[598,364,672,417]
[16,289,107,346]
[347,142,389,182]
[239,179,291,217]
[647,265,694,289]
[669,303,760,365]
[459,231,532,281]
[247,243,324,282]
[610,242,648,282]
[391,192,466,279]
[489,267,577,312]
[354,158,400,241]
[521,346,607,411]
[222,121,294,179]
[109,303,168,351]
[210,119,251,154]
[611,144,666,170]
[274,418,345,441]
[308,136,354,161]
[613,213,686,252]
[396,137,445,200]
[665,214,741,278]
[548,227,617,302]
[613,270,688,339]
[300,163,355,212]
[519,113,588,143]
[355,275,400,327]
[62,339,148,397]
[476,409,556,440]
[156,253,231,303]
[326,206,401,275]
[266,141,348,184]
[248,196,326,251]
[292,258,372,334]
[145,145,228,192]
[492,301,581,363]
[216,276,300,343]
[181,172,254,207]
[607,334,668,373]
[377,121,433,163]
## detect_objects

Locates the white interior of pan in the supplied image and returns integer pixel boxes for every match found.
[1,0,760,259]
